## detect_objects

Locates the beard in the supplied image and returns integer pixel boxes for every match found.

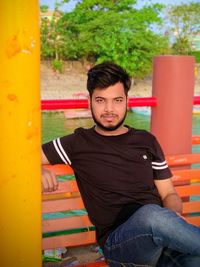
[90,106,127,132]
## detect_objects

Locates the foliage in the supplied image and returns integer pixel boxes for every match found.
[189,51,200,63]
[40,9,66,60]
[171,36,191,55]
[165,2,200,54]
[52,59,63,73]
[40,0,169,78]
[40,16,54,59]
[40,5,49,13]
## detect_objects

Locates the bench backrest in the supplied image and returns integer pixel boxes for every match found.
[42,153,200,250]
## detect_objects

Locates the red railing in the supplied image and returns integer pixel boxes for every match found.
[41,96,200,110]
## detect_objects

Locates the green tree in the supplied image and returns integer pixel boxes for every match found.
[165,2,200,54]
[40,4,68,72]
[60,0,168,78]
[40,4,49,13]
[40,1,71,60]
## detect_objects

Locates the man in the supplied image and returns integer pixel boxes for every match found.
[42,62,200,266]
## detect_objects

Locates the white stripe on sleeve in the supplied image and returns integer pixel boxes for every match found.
[57,138,71,165]
[152,160,168,170]
[53,139,68,164]
[152,165,168,170]
[152,160,167,166]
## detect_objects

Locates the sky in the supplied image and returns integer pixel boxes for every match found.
[40,0,200,11]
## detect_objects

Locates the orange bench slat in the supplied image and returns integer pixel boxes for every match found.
[166,153,200,166]
[172,169,200,182]
[185,216,200,227]
[43,180,79,195]
[182,201,200,214]
[42,215,93,233]
[175,184,200,197]
[42,197,84,213]
[43,164,74,175]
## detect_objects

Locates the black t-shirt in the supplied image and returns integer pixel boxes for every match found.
[42,126,172,247]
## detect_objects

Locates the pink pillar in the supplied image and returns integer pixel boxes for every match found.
[151,56,195,156]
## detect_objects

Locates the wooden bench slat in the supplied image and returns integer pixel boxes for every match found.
[182,201,200,214]
[42,215,93,232]
[192,136,200,145]
[185,216,200,226]
[58,181,79,192]
[43,180,79,195]
[43,164,74,175]
[42,231,96,250]
[175,184,200,197]
[172,169,200,182]
[166,153,200,166]
[42,191,80,201]
[42,197,84,213]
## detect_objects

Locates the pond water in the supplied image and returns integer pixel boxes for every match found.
[42,111,150,143]
[42,110,200,153]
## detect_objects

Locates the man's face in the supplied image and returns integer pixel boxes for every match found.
[90,82,128,134]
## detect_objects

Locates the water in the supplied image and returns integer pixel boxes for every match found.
[192,114,200,135]
[42,110,200,147]
[42,111,151,143]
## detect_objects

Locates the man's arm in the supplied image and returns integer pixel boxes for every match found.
[154,178,183,214]
[42,148,50,165]
[41,149,58,192]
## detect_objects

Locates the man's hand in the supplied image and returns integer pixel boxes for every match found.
[42,167,58,193]
[154,178,183,214]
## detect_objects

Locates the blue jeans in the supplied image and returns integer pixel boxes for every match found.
[103,204,200,267]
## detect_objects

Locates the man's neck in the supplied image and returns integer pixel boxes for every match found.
[94,125,128,136]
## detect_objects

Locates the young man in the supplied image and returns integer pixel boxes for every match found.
[42,62,200,266]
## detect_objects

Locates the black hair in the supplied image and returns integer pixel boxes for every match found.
[87,62,131,96]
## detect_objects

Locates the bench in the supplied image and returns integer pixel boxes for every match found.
[42,153,200,266]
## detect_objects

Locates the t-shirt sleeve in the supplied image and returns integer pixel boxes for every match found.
[42,135,74,165]
[151,135,173,180]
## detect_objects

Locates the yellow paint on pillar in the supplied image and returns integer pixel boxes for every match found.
[0,1,42,267]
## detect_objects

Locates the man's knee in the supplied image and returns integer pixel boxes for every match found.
[132,204,176,234]
[135,204,166,225]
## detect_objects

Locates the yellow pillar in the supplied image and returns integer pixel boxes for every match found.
[0,1,41,267]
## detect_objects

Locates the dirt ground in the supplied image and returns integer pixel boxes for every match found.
[40,61,200,100]
[43,245,104,267]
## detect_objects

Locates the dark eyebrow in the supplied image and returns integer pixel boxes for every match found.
[94,96,125,100]
[114,97,124,100]
[95,96,106,99]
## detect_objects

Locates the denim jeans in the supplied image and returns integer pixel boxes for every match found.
[103,204,200,267]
